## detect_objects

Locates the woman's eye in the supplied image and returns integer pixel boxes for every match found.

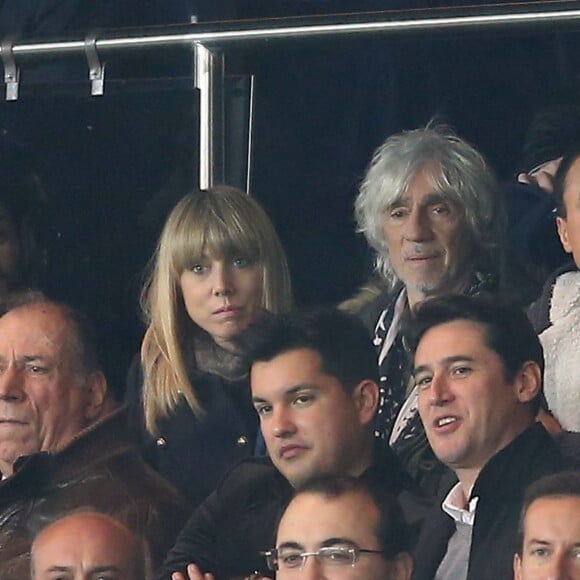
[190,264,205,274]
[233,257,250,268]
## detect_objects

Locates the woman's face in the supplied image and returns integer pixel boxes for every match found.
[0,203,20,299]
[179,254,263,350]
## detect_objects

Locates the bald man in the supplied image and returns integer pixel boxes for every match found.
[31,512,149,580]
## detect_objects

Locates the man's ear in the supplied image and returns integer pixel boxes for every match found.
[514,361,542,405]
[352,379,379,425]
[513,553,523,580]
[84,371,108,421]
[556,216,572,254]
[392,552,413,580]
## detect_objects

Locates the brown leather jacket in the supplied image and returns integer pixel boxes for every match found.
[0,407,189,579]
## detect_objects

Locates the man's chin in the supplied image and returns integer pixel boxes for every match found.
[405,278,446,297]
[408,273,469,299]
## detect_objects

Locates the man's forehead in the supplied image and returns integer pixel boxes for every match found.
[0,304,72,351]
[417,319,487,348]
[251,348,325,384]
[393,184,449,203]
[279,491,378,545]
[526,495,580,522]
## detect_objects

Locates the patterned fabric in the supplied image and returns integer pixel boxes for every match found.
[372,287,408,439]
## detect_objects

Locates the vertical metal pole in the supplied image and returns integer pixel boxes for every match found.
[246,74,255,194]
[194,43,224,189]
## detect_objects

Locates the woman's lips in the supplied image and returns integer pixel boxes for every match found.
[213,305,241,316]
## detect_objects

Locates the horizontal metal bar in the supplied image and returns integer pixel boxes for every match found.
[7,4,580,57]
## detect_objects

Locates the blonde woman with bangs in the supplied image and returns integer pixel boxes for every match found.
[125,186,292,506]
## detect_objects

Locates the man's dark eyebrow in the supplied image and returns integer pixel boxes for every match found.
[442,355,476,365]
[413,355,475,377]
[252,395,269,405]
[526,539,551,547]
[412,364,431,378]
[278,541,304,551]
[252,384,319,405]
[320,537,358,549]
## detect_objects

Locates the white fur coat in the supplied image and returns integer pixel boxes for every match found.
[539,270,580,431]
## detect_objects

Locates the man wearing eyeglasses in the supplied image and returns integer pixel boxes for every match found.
[163,308,429,580]
[268,475,412,579]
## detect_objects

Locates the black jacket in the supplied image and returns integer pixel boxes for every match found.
[160,439,431,580]
[125,358,258,508]
[412,424,575,580]
[0,407,188,580]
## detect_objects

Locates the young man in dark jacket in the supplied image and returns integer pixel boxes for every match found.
[405,294,575,580]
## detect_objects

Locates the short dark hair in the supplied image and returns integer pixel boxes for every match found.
[0,291,101,376]
[403,294,544,413]
[553,146,580,218]
[289,475,410,558]
[239,307,378,393]
[517,471,580,554]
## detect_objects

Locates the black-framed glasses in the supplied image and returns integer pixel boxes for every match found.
[263,546,385,571]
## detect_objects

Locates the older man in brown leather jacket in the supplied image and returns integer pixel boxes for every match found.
[0,292,188,579]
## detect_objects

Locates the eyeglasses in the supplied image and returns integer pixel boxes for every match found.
[263,546,385,571]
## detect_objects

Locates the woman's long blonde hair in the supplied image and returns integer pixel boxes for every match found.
[140,186,292,434]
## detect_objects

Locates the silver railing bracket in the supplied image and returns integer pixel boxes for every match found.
[1,37,20,101]
[84,32,105,96]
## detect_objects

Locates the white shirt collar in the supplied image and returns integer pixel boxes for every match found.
[441,482,479,526]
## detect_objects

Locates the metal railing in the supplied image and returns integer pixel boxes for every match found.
[2,1,580,186]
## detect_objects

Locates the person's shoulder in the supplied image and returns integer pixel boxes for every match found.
[508,424,571,475]
[208,456,291,517]
[340,279,398,333]
[218,455,280,489]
